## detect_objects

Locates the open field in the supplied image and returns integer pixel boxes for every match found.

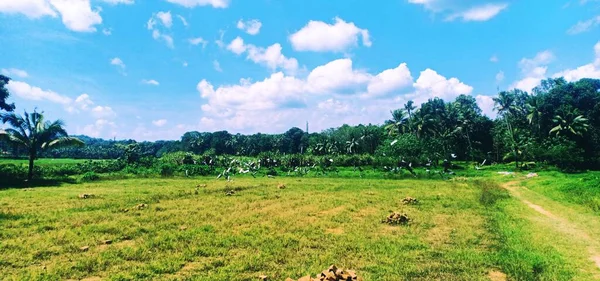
[0,158,90,166]
[1,174,600,280]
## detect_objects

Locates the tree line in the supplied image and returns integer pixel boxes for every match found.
[2,75,600,172]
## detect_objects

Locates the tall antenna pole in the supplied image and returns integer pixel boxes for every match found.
[306,121,309,134]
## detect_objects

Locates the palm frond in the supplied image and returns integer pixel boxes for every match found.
[42,137,84,150]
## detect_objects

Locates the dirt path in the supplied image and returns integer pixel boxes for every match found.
[502,181,600,272]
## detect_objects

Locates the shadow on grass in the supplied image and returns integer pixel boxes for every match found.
[0,177,77,190]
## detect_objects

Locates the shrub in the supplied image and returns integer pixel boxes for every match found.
[159,164,175,177]
[80,171,100,182]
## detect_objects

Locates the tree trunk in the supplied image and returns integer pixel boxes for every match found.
[27,153,35,181]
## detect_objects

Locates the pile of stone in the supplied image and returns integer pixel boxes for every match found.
[401,197,419,205]
[279,265,358,281]
[382,212,411,225]
[78,193,94,199]
[226,190,236,196]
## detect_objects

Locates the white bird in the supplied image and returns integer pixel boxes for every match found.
[451,153,457,158]
[390,140,398,146]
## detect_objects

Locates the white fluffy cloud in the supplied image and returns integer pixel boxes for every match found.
[307,59,371,94]
[91,105,116,119]
[237,19,262,35]
[567,15,600,35]
[74,93,94,110]
[142,79,160,86]
[48,0,102,32]
[289,17,371,52]
[164,0,229,8]
[0,0,57,18]
[367,63,413,97]
[1,68,29,78]
[227,37,299,73]
[227,37,246,54]
[110,57,126,75]
[476,95,496,118]
[0,0,102,32]
[80,119,117,138]
[152,119,168,127]
[510,50,554,92]
[553,41,600,81]
[197,58,474,133]
[446,3,508,22]
[156,11,172,28]
[410,69,473,103]
[110,57,125,69]
[6,80,72,105]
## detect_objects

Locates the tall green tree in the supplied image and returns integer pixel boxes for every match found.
[0,110,84,180]
[0,75,15,112]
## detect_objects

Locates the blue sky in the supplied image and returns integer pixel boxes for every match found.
[1,0,599,141]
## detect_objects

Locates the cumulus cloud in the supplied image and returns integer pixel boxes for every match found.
[1,68,29,78]
[490,55,499,62]
[156,11,172,28]
[79,119,117,138]
[196,58,474,133]
[237,19,262,35]
[410,69,473,103]
[152,119,168,127]
[48,0,102,32]
[164,0,229,8]
[307,59,371,94]
[226,37,299,74]
[142,79,160,86]
[367,63,413,97]
[0,0,57,18]
[74,93,94,110]
[567,15,600,35]
[289,17,371,52]
[476,95,496,118]
[6,80,72,105]
[553,41,600,81]
[91,105,117,119]
[0,0,102,32]
[510,50,554,92]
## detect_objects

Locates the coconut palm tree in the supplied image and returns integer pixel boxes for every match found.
[549,114,589,137]
[0,110,84,181]
[384,109,408,136]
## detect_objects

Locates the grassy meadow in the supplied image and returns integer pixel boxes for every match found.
[1,173,599,280]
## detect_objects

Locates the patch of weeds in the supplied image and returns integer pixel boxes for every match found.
[477,180,510,207]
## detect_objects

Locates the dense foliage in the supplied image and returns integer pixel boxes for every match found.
[1,77,600,178]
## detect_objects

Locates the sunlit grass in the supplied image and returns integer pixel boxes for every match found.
[0,176,595,280]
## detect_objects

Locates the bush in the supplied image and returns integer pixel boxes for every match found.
[80,171,100,182]
[159,164,175,177]
[0,164,27,183]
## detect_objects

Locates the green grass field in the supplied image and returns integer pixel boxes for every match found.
[0,158,89,166]
[1,174,599,280]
